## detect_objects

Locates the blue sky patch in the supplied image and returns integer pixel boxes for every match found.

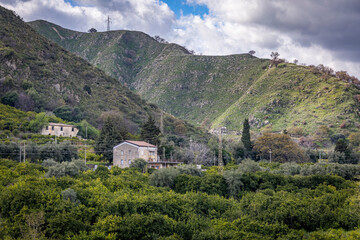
[64,0,79,7]
[162,0,209,18]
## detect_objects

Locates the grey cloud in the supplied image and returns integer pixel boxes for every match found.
[243,0,360,62]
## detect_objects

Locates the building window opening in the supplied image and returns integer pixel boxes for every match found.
[121,160,123,165]
[72,127,74,132]
[52,126,54,130]
[60,127,63,131]
[121,150,124,155]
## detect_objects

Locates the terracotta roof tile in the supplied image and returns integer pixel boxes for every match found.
[125,140,156,148]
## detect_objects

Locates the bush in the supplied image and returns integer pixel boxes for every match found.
[149,167,180,188]
[45,160,87,178]
[61,188,80,204]
[1,91,18,107]
[130,158,148,172]
[273,162,301,176]
[41,159,58,167]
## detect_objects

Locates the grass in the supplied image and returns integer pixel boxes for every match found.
[28,18,360,136]
[1,6,207,141]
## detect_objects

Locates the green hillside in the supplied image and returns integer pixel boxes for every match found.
[0,6,206,139]
[28,20,360,134]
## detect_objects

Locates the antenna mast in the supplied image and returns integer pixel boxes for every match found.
[106,16,112,31]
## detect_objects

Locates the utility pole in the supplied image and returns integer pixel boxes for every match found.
[23,142,26,162]
[163,146,165,161]
[218,127,226,173]
[269,148,272,163]
[85,126,87,164]
[19,143,22,163]
[160,110,164,133]
[213,150,216,166]
[218,131,223,167]
[106,16,111,31]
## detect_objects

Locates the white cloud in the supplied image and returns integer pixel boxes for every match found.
[173,0,360,77]
[1,0,359,77]
[1,0,175,36]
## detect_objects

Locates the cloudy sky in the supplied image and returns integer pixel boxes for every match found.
[1,0,360,77]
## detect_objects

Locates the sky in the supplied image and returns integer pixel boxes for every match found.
[1,0,360,78]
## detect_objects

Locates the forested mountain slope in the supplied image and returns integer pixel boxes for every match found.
[0,6,205,138]
[29,20,360,134]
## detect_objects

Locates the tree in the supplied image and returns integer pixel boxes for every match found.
[1,91,18,107]
[253,133,309,163]
[184,141,210,165]
[53,105,83,122]
[241,118,252,157]
[270,52,282,67]
[248,50,256,56]
[130,158,148,173]
[334,139,354,163]
[95,115,128,163]
[140,116,161,146]
[75,120,99,140]
[88,28,97,33]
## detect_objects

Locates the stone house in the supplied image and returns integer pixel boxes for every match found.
[113,140,182,169]
[41,123,79,137]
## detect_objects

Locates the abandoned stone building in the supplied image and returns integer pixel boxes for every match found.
[41,123,79,137]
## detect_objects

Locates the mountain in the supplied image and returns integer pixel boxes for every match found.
[0,6,206,139]
[28,20,360,134]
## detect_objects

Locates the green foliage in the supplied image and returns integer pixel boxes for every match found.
[95,115,129,164]
[28,112,49,132]
[334,139,355,163]
[140,115,161,146]
[254,133,309,163]
[53,105,83,122]
[62,188,80,203]
[1,159,360,239]
[45,159,88,178]
[75,120,99,139]
[29,20,360,135]
[0,8,206,145]
[149,167,179,188]
[241,118,252,154]
[1,91,18,106]
[39,141,78,162]
[130,158,148,172]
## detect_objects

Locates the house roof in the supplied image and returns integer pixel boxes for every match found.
[125,140,156,147]
[113,140,157,149]
[48,123,75,127]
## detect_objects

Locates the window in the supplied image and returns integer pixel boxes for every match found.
[121,150,124,155]
[129,150,131,156]
[121,160,123,165]
[46,126,49,130]
[128,159,131,165]
[156,166,159,169]
[72,127,74,132]
[52,126,54,130]
[60,127,63,131]
[150,151,155,156]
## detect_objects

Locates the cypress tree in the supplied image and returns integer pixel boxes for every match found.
[141,116,161,146]
[241,118,252,154]
[95,115,128,164]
